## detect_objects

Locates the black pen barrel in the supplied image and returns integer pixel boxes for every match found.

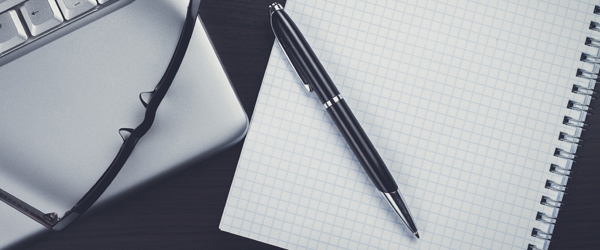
[270,7,340,102]
[271,5,398,193]
[269,2,418,237]
[327,99,398,193]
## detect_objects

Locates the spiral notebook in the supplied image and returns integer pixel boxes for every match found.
[220,0,599,249]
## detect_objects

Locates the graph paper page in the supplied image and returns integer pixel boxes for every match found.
[221,1,598,249]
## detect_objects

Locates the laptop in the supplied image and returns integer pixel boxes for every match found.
[0,0,248,248]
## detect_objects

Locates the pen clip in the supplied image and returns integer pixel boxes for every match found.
[278,41,314,93]
[269,3,313,93]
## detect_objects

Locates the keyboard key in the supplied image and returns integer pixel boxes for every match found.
[0,10,27,54]
[0,0,26,13]
[21,0,64,36]
[56,0,97,20]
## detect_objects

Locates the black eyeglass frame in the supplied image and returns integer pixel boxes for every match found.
[0,0,201,231]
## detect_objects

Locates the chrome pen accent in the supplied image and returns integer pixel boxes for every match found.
[383,191,420,238]
[324,95,343,108]
[269,2,420,238]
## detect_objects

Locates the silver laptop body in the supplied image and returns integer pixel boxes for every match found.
[0,0,248,248]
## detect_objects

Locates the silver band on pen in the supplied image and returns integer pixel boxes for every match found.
[323,95,343,108]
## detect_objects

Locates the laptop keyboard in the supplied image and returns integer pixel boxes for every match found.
[0,0,116,55]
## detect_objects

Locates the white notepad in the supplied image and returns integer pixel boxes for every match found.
[220,1,599,249]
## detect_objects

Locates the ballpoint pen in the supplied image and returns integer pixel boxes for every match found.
[268,3,420,238]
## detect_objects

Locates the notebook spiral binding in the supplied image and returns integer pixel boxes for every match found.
[527,6,600,250]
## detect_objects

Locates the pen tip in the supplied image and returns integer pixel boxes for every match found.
[414,232,420,239]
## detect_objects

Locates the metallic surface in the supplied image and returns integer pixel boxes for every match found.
[0,0,248,248]
[270,3,419,238]
[382,191,420,238]
[323,95,343,109]
[0,0,133,64]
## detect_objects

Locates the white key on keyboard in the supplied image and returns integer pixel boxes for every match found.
[55,0,97,20]
[0,10,27,54]
[0,0,26,13]
[20,0,64,36]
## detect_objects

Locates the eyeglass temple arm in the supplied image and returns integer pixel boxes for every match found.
[53,0,202,231]
[0,0,202,231]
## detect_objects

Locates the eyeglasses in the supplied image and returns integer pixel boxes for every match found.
[0,0,201,231]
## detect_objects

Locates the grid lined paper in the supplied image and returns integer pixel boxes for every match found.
[220,1,599,249]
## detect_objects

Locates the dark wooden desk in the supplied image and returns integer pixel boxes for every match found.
[26,1,599,249]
